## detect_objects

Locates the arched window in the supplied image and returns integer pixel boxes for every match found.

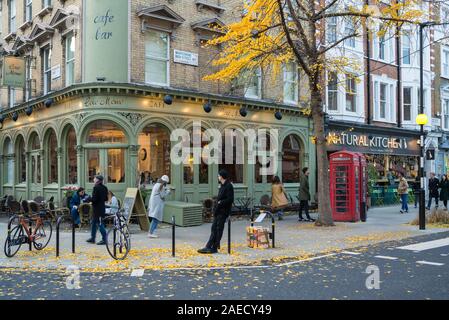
[47,130,58,184]
[183,127,209,185]
[86,120,127,143]
[219,129,244,184]
[3,138,14,184]
[30,133,41,184]
[138,124,171,184]
[66,126,77,184]
[16,136,26,183]
[282,134,301,183]
[255,132,275,183]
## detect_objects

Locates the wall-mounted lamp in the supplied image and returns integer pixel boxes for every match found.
[12,112,19,122]
[163,95,173,105]
[239,107,248,117]
[203,101,212,113]
[25,106,33,116]
[274,111,282,120]
[45,98,54,108]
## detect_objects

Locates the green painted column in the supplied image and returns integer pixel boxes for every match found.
[39,149,45,197]
[76,145,84,189]
[0,155,4,195]
[128,145,139,189]
[57,147,63,203]
[25,151,31,200]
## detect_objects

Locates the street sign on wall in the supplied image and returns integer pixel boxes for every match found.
[1,56,26,88]
[83,0,128,83]
[174,50,199,66]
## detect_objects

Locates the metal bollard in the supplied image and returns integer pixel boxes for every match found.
[72,222,75,253]
[29,224,32,251]
[250,208,254,227]
[113,228,117,257]
[228,216,231,254]
[271,215,275,249]
[172,216,175,257]
[56,216,64,257]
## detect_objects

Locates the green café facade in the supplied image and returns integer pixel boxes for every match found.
[0,83,316,206]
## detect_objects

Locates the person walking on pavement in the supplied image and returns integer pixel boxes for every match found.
[86,175,108,245]
[426,172,439,210]
[397,173,409,214]
[439,174,449,210]
[298,167,315,222]
[147,175,171,238]
[271,176,288,221]
[198,169,234,254]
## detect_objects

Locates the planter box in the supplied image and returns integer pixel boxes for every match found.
[163,201,203,227]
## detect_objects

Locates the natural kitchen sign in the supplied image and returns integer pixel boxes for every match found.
[327,131,420,155]
[83,0,128,83]
[1,56,25,88]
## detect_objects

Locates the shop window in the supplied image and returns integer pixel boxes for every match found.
[65,34,75,86]
[66,127,77,184]
[30,133,41,184]
[138,124,171,185]
[86,120,127,144]
[87,149,100,183]
[283,62,298,104]
[219,130,244,184]
[108,149,125,183]
[145,30,169,86]
[282,134,301,183]
[3,138,14,185]
[47,130,58,184]
[255,132,274,183]
[183,128,209,185]
[327,72,338,111]
[16,136,26,183]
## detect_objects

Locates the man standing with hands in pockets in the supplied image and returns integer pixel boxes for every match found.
[198,170,234,254]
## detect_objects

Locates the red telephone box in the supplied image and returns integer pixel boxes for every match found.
[330,151,364,222]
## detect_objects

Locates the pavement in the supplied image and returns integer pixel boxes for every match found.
[1,230,449,300]
[0,205,448,272]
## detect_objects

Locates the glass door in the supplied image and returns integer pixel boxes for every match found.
[30,151,42,199]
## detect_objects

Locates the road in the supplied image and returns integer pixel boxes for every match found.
[0,231,448,300]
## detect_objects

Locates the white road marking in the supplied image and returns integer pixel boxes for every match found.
[440,254,448,257]
[397,237,449,252]
[374,255,398,260]
[131,269,145,277]
[275,253,337,267]
[342,251,362,255]
[416,261,445,266]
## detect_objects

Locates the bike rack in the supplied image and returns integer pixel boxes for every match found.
[56,216,76,257]
[172,216,176,257]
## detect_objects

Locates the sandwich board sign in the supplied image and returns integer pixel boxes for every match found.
[122,188,149,231]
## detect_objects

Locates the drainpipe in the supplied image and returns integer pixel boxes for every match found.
[365,0,372,125]
[396,1,402,128]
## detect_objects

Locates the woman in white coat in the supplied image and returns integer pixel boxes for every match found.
[148,175,170,238]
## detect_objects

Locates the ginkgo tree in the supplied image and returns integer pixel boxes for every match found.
[204,0,427,226]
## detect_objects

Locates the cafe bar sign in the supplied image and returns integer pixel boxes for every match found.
[327,131,420,155]
[1,56,25,88]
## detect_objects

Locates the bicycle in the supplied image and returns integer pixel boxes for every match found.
[4,212,53,258]
[105,208,130,260]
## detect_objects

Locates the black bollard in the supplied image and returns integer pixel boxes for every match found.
[172,216,175,257]
[271,215,275,249]
[29,224,32,251]
[228,216,231,254]
[56,216,63,257]
[72,222,75,253]
[250,208,254,227]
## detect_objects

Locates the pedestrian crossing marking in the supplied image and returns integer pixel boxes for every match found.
[374,255,398,260]
[397,237,449,252]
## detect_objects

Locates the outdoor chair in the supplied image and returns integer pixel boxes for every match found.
[0,195,7,215]
[21,200,31,215]
[33,196,45,204]
[7,200,21,218]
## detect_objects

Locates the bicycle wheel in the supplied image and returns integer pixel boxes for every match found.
[106,227,130,260]
[4,225,25,258]
[33,220,52,250]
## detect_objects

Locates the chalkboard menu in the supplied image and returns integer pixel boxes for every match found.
[122,188,149,231]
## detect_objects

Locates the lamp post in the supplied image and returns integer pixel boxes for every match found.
[416,113,427,230]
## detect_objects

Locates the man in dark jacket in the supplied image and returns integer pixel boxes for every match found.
[198,169,234,254]
[298,167,315,222]
[87,175,109,245]
[426,172,439,210]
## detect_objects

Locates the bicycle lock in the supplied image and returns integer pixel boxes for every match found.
[56,216,76,257]
[171,216,175,257]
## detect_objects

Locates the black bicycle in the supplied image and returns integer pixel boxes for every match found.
[105,209,130,260]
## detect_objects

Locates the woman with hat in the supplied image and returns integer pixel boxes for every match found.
[147,175,171,238]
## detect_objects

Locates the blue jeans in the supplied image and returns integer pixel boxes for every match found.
[401,194,408,212]
[90,216,107,242]
[427,196,439,209]
[149,218,159,234]
[71,207,80,225]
